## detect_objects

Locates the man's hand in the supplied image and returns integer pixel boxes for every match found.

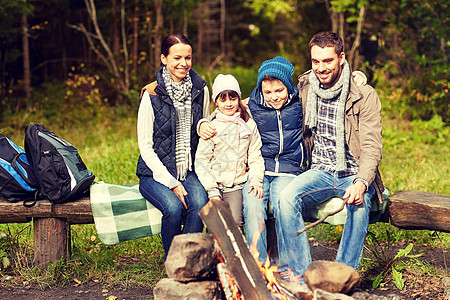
[199,121,217,140]
[343,180,366,206]
[172,184,188,209]
[248,185,264,199]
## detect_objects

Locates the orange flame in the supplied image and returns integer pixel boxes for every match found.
[249,224,287,300]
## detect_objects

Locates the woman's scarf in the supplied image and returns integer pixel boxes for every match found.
[216,111,251,139]
[162,66,193,181]
[305,60,351,171]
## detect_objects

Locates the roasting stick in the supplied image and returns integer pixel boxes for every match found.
[294,197,348,237]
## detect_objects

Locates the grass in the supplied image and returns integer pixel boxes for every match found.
[0,95,449,292]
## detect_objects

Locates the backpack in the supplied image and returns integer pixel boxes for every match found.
[24,123,95,205]
[0,133,39,202]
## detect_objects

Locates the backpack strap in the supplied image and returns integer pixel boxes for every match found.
[140,81,158,98]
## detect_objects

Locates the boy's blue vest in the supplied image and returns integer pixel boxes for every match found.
[248,87,305,175]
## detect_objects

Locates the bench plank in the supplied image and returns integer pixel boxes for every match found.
[388,190,450,233]
[0,196,93,224]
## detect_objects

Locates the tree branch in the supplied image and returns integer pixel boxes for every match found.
[294,198,348,236]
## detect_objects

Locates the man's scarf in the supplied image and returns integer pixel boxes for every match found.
[162,66,193,181]
[305,60,351,171]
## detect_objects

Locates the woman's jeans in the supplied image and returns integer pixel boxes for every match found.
[139,171,208,258]
[279,169,375,277]
[243,175,294,270]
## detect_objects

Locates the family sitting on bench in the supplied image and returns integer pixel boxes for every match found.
[135,32,384,280]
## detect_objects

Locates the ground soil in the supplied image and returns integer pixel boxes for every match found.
[0,242,447,299]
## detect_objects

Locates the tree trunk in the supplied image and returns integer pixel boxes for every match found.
[154,0,163,68]
[132,0,139,77]
[121,0,129,92]
[183,5,188,37]
[21,13,31,104]
[347,5,366,69]
[220,0,226,57]
[146,12,154,79]
[324,0,338,33]
[339,12,345,49]
[197,4,204,66]
[111,0,120,56]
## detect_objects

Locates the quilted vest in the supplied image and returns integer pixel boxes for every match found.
[248,87,305,175]
[136,68,206,179]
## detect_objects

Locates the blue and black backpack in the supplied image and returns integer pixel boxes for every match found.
[0,133,39,202]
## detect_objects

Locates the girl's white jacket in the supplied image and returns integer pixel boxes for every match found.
[195,117,265,196]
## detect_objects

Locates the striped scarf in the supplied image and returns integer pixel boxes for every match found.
[305,60,351,171]
[162,67,193,181]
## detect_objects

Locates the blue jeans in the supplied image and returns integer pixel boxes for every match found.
[279,169,375,277]
[139,171,208,258]
[243,175,293,270]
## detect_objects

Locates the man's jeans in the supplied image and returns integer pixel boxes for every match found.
[243,175,293,270]
[279,169,375,277]
[139,171,208,259]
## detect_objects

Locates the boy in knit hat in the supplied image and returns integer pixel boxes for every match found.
[243,57,305,273]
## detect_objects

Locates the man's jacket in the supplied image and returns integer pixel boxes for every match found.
[297,70,385,202]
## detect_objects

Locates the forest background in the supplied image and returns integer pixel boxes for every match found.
[0,0,448,298]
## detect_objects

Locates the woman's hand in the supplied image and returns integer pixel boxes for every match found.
[241,97,249,110]
[199,121,217,140]
[209,196,221,202]
[172,184,188,209]
[248,185,264,199]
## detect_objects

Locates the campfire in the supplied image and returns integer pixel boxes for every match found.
[153,199,361,300]
[198,198,311,300]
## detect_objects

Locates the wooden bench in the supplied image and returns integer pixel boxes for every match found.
[0,195,92,269]
[0,190,448,269]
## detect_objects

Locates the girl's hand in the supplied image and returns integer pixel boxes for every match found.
[172,184,188,209]
[199,121,217,140]
[209,196,221,202]
[248,185,264,199]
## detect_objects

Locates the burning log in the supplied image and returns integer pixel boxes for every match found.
[199,199,273,300]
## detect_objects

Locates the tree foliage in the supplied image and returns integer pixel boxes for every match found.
[0,0,448,123]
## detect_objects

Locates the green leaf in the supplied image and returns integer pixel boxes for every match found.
[2,256,10,269]
[392,268,404,290]
[372,273,383,289]
[394,243,413,259]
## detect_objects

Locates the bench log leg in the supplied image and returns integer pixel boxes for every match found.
[33,217,70,269]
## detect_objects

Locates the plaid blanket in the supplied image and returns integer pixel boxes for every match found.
[90,182,162,245]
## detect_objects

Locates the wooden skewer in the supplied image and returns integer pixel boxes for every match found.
[294,198,348,237]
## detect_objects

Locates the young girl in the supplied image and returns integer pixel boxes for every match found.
[195,74,265,227]
[136,33,210,259]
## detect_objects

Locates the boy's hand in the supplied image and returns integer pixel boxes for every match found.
[199,121,217,140]
[209,196,221,202]
[352,70,367,86]
[248,185,264,199]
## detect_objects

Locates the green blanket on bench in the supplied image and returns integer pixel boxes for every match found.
[90,182,162,245]
[90,181,389,245]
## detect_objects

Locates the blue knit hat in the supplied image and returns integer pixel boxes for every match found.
[257,56,296,95]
